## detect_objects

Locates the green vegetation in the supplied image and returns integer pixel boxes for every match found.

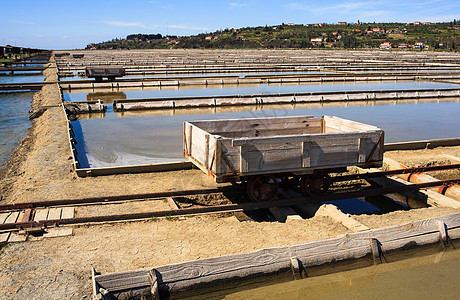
[87,20,460,51]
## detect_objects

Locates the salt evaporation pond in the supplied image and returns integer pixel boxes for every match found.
[63,81,458,102]
[72,99,460,168]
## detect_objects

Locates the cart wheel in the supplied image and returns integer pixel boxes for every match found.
[300,171,331,197]
[247,175,279,202]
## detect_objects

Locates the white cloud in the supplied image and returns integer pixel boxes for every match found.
[229,2,249,7]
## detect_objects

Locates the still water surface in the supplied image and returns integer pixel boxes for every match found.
[64,81,457,102]
[73,99,460,168]
[218,248,460,300]
[0,92,34,167]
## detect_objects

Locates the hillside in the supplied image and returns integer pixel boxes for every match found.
[87,21,460,51]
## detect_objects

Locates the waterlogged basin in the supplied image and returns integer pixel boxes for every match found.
[63,81,458,102]
[72,99,460,168]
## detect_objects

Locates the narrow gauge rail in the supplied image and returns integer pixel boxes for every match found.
[1,163,458,212]
[0,178,458,231]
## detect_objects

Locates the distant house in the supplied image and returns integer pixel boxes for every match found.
[439,43,444,47]
[205,36,212,40]
[373,28,381,33]
[414,42,425,49]
[311,37,323,43]
[287,23,294,26]
[423,22,431,25]
[332,32,338,35]
[338,22,347,25]
[398,43,408,48]
[380,42,392,49]
[414,21,421,25]
[337,35,342,40]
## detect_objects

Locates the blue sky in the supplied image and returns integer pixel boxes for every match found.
[1,0,459,49]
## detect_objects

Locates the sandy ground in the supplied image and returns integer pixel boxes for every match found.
[0,56,459,299]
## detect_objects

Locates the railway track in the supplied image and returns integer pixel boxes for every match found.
[0,164,459,233]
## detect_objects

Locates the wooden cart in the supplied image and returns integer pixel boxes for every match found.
[184,115,384,201]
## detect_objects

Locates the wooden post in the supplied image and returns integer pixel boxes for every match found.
[290,257,302,280]
[148,269,160,300]
[437,220,448,247]
[369,238,381,265]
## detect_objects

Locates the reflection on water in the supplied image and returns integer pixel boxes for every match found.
[0,92,33,167]
[86,92,127,102]
[218,247,460,300]
[63,81,457,102]
[73,99,460,168]
[0,74,45,84]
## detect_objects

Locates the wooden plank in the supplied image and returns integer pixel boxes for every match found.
[7,232,27,243]
[33,209,49,221]
[61,207,75,219]
[43,227,73,238]
[166,197,180,210]
[98,216,460,298]
[0,232,10,243]
[315,204,370,232]
[4,211,19,224]
[0,213,9,224]
[22,209,33,222]
[281,207,304,222]
[191,115,317,133]
[374,175,460,209]
[96,212,460,295]
[47,207,62,220]
[232,131,381,147]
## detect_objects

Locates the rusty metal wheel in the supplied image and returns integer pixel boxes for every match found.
[300,171,331,197]
[247,175,279,202]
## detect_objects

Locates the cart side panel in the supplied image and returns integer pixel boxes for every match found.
[306,138,360,168]
[191,116,321,138]
[241,143,302,173]
[184,122,218,176]
[324,115,380,133]
[218,139,240,176]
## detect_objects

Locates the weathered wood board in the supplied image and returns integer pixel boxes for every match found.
[95,212,460,299]
[184,115,383,182]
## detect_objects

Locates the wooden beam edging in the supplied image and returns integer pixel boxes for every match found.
[112,88,460,111]
[94,213,460,299]
[384,138,460,151]
[60,83,81,170]
[75,161,193,177]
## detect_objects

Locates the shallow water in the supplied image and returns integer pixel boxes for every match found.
[0,74,45,84]
[0,92,33,167]
[59,71,333,81]
[217,247,460,300]
[73,99,460,168]
[63,81,457,102]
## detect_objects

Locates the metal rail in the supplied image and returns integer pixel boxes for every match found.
[332,164,460,182]
[2,164,459,212]
[0,178,458,231]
